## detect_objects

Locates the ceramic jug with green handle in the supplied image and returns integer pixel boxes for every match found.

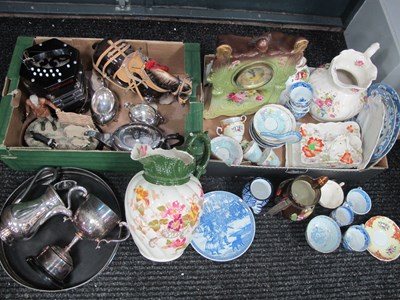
[124,132,210,262]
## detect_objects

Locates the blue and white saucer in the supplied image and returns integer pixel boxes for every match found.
[191,191,256,262]
[368,83,400,163]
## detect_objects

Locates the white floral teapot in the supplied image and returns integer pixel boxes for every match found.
[309,43,379,122]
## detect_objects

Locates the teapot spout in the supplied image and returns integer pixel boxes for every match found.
[364,42,380,58]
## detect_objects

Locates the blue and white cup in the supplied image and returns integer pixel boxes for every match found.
[289,82,314,106]
[330,206,354,227]
[342,225,371,252]
[283,82,314,120]
[344,188,372,215]
[242,177,274,214]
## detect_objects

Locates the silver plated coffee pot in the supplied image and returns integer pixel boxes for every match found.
[0,167,74,245]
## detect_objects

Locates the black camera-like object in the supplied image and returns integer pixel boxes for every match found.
[20,38,89,113]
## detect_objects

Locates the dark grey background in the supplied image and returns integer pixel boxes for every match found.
[0,0,364,27]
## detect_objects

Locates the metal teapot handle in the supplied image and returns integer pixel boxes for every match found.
[15,167,59,204]
[66,186,88,210]
[185,131,211,178]
[95,221,131,249]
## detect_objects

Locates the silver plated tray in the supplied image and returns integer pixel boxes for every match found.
[0,167,122,291]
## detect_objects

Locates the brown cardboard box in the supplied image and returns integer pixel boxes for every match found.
[203,55,388,183]
[0,36,202,172]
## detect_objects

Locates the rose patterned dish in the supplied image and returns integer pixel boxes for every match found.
[191,191,256,262]
[364,216,400,262]
[299,121,362,168]
[367,83,400,164]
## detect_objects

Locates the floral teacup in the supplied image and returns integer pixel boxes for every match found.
[216,115,247,143]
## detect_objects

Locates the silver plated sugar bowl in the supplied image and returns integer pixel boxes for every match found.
[125,102,164,126]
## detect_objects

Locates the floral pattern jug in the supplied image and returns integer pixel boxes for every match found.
[309,43,379,122]
[124,132,210,262]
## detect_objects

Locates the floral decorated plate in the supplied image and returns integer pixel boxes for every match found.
[364,216,400,261]
[306,215,341,253]
[299,121,362,168]
[368,83,400,164]
[191,191,256,262]
[211,136,243,166]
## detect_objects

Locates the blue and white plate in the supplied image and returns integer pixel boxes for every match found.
[368,83,400,163]
[191,191,256,262]
[305,215,341,253]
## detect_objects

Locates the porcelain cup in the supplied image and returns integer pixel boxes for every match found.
[243,141,263,163]
[343,188,372,215]
[330,206,354,227]
[289,81,314,105]
[216,115,247,142]
[256,148,280,167]
[319,180,345,209]
[242,177,274,214]
[342,225,370,252]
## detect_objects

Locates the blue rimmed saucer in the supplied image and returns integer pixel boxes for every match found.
[368,83,400,163]
[191,191,256,262]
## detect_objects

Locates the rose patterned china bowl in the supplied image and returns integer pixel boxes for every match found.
[306,215,341,253]
[211,136,243,166]
[252,104,296,144]
[364,216,400,261]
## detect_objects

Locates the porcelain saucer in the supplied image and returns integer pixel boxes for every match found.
[211,136,243,166]
[364,215,400,261]
[249,121,285,148]
[253,104,295,143]
[305,215,341,253]
[191,191,256,262]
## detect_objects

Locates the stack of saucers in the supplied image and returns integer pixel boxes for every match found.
[250,104,301,148]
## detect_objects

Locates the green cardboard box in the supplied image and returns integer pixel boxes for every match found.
[0,36,203,172]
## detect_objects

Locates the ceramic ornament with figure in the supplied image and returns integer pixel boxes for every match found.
[23,94,99,150]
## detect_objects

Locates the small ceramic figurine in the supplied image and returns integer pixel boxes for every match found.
[204,32,309,119]
[25,95,60,130]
